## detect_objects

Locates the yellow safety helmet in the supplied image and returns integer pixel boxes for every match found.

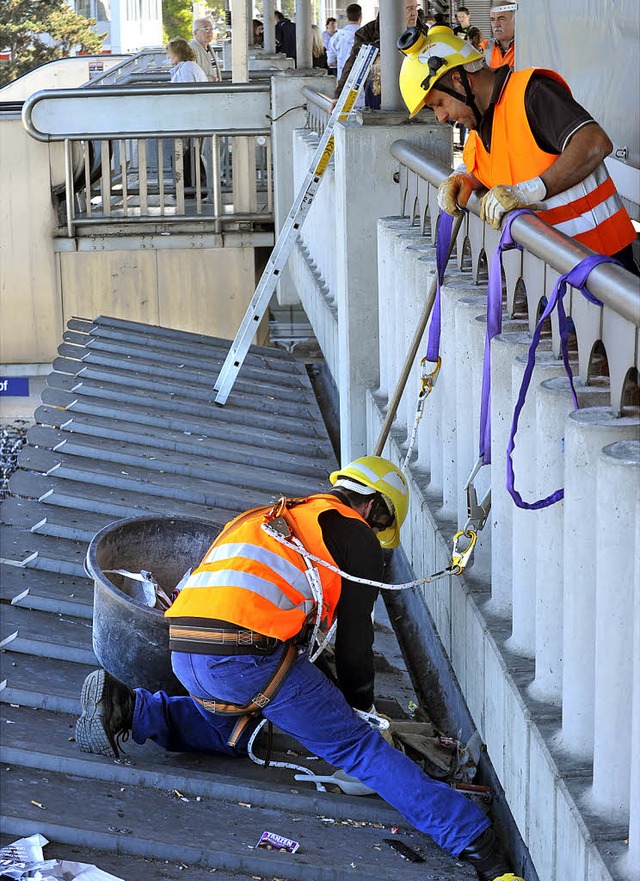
[329,455,409,549]
[397,25,484,118]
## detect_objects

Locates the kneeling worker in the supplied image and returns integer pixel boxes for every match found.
[397,26,637,273]
[77,455,524,880]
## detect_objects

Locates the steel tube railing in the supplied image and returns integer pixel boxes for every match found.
[390,139,640,327]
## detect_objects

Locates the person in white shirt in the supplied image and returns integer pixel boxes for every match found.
[167,38,209,83]
[328,4,362,79]
[189,18,222,82]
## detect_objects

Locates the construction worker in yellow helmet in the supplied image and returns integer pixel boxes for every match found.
[397,23,637,270]
[76,454,520,878]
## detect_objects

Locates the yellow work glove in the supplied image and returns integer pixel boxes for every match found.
[480,176,547,229]
[437,172,475,216]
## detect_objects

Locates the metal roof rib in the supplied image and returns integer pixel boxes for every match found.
[0,316,474,879]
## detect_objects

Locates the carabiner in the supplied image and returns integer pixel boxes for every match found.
[450,529,477,575]
[419,356,442,396]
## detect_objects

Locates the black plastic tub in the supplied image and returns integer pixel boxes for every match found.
[86,515,223,694]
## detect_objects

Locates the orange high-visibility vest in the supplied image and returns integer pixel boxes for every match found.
[463,68,636,256]
[484,38,514,69]
[166,495,367,644]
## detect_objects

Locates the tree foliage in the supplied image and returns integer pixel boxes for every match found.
[161,0,192,43]
[0,0,105,86]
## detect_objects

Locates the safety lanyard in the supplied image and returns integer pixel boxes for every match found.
[478,208,531,465]
[401,210,452,468]
[506,252,614,509]
[426,210,454,361]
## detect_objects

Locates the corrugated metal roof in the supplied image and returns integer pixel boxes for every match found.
[0,315,475,880]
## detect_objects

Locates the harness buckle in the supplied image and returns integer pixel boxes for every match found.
[238,630,254,645]
[252,692,270,709]
[450,529,477,575]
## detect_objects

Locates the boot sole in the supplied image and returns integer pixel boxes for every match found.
[75,668,117,757]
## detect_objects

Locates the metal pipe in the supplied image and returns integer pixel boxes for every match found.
[263,0,276,53]
[296,0,313,70]
[64,139,73,237]
[380,0,406,111]
[374,212,464,456]
[390,139,640,327]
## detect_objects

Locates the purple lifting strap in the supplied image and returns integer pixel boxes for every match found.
[425,210,454,362]
[506,252,612,509]
[478,210,531,465]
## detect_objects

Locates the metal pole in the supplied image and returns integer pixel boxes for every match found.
[231,0,249,82]
[295,0,313,70]
[380,0,406,111]
[263,0,276,53]
[374,213,463,456]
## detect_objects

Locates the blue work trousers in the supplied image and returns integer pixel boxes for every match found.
[133,645,489,857]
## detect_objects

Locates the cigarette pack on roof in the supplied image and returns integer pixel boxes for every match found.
[256,831,300,853]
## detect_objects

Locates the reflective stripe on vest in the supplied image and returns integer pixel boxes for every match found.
[165,495,367,641]
[463,68,636,257]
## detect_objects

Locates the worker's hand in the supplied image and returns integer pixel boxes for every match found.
[480,176,547,229]
[437,172,475,216]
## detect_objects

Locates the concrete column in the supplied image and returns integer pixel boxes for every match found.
[333,119,450,460]
[379,1,405,111]
[591,439,640,820]
[528,377,609,706]
[561,407,640,759]
[626,483,640,878]
[295,0,313,70]
[507,350,571,659]
[231,0,249,81]
[263,0,276,54]
[487,330,531,616]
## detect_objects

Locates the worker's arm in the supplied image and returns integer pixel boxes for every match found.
[540,122,612,199]
[319,511,383,711]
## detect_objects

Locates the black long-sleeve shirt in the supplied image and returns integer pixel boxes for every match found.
[318,507,384,710]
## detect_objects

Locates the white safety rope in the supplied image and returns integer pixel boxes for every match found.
[261,523,454,588]
[247,717,328,791]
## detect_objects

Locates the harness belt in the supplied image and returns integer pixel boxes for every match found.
[169,622,282,655]
[190,641,298,747]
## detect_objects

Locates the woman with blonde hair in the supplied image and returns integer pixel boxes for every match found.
[311,24,328,69]
[166,37,208,83]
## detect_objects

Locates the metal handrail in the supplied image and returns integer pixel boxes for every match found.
[390,139,640,327]
[301,85,333,112]
[22,83,272,142]
[84,48,169,88]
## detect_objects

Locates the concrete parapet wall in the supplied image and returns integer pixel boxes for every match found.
[291,110,639,873]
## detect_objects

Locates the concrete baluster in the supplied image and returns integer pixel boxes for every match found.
[508,350,573,658]
[438,282,467,517]
[528,376,609,705]
[562,407,640,759]
[415,253,437,476]
[591,439,640,820]
[375,219,405,401]
[487,331,532,616]
[454,297,490,578]
[624,484,640,879]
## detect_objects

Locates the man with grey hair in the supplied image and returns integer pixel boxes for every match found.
[190,18,222,81]
[484,2,516,68]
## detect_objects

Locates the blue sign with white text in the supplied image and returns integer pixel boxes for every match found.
[0,377,30,396]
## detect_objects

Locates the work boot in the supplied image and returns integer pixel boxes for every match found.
[460,827,524,881]
[76,668,135,759]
